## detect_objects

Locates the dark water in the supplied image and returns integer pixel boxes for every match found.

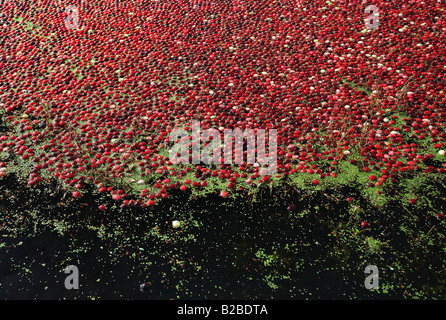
[0,175,431,300]
[0,231,174,299]
[0,210,380,300]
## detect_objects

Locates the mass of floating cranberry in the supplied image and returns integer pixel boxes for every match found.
[0,0,445,211]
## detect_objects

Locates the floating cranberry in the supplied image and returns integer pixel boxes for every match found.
[147,200,155,207]
[140,282,150,292]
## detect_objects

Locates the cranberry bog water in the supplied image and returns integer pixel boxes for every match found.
[0,0,445,299]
